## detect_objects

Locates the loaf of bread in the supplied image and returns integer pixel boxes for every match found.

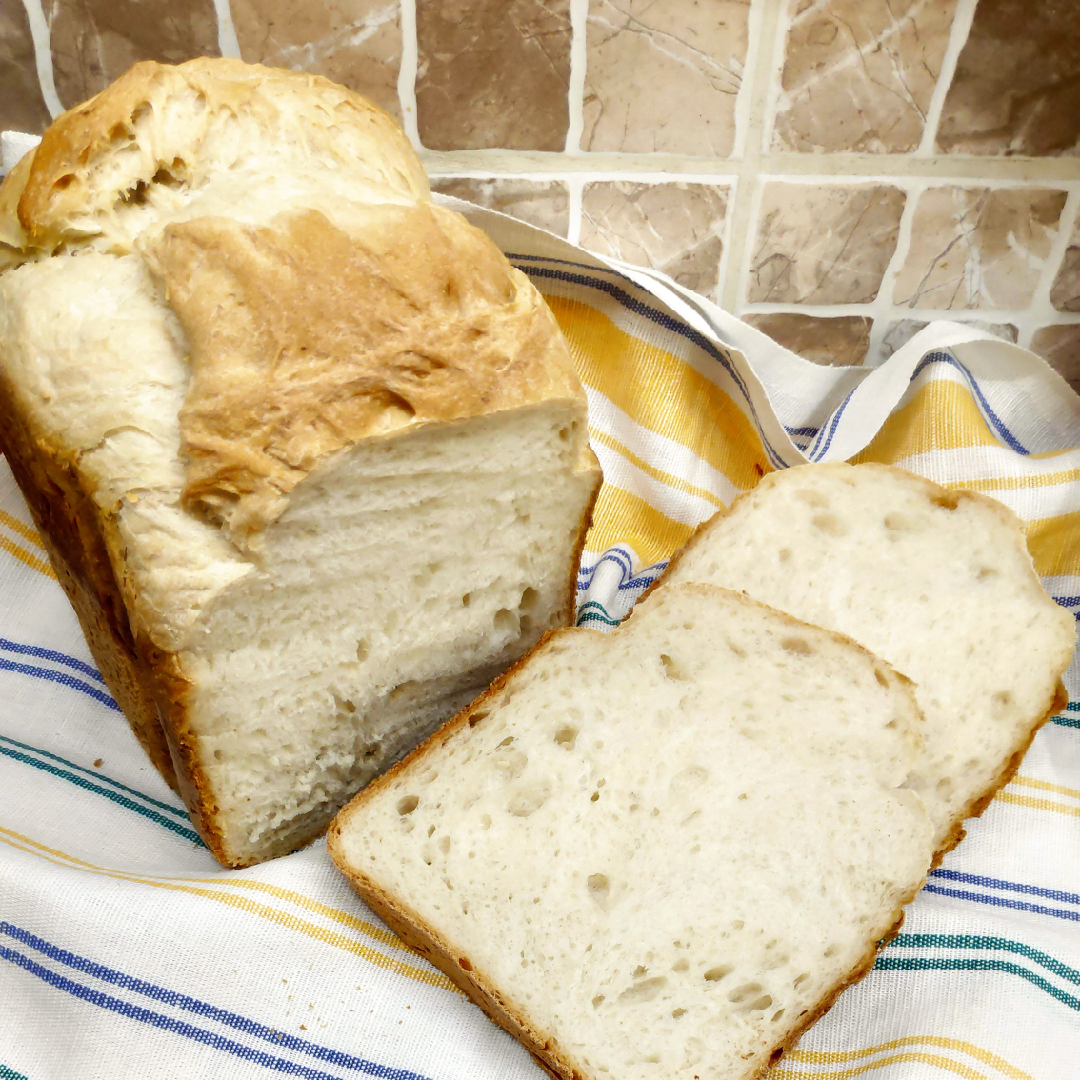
[662,462,1075,852]
[0,58,600,866]
[329,583,934,1080]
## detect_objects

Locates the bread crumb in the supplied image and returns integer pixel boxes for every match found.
[93,759,103,768]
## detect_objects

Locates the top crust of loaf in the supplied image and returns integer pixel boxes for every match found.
[0,58,594,542]
[0,57,427,256]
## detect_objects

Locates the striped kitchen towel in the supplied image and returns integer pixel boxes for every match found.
[0,203,1077,1080]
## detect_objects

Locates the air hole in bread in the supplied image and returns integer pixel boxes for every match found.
[704,965,732,982]
[591,995,605,1009]
[781,636,814,656]
[438,835,451,854]
[618,976,667,1004]
[793,973,810,988]
[932,490,960,510]
[811,512,847,536]
[727,982,762,1003]
[497,736,516,748]
[796,490,829,508]
[508,782,550,817]
[672,958,689,972]
[632,965,648,978]
[977,566,999,580]
[660,653,689,680]
[823,945,838,958]
[458,957,471,970]
[53,174,75,190]
[748,994,773,1012]
[397,795,419,815]
[728,639,747,658]
[213,748,223,761]
[494,607,518,635]
[671,1008,686,1019]
[874,667,889,688]
[122,180,149,206]
[586,874,608,900]
[772,1009,786,1022]
[553,726,578,749]
[468,710,489,728]
[993,690,1013,708]
[520,587,541,613]
[778,548,792,563]
[590,791,600,802]
[108,123,130,143]
[355,638,370,661]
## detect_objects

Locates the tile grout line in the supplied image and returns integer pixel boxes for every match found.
[397,0,420,149]
[211,0,241,59]
[565,0,587,155]
[864,178,927,365]
[20,0,61,118]
[1017,189,1080,350]
[914,0,977,157]
[567,174,584,246]
[720,0,788,313]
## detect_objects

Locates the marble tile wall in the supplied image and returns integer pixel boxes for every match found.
[3,0,1080,380]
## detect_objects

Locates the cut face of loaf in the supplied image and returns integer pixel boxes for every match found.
[663,462,1076,852]
[0,59,600,866]
[330,584,933,1080]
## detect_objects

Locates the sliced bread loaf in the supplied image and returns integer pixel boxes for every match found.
[0,59,600,866]
[329,583,933,1080]
[662,462,1075,852]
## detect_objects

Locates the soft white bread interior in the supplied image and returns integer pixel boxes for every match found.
[330,584,933,1080]
[0,59,600,866]
[663,462,1075,852]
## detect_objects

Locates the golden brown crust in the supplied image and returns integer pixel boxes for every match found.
[145,203,588,540]
[328,588,928,1080]
[4,57,427,255]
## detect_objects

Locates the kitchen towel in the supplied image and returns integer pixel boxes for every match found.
[0,200,1077,1080]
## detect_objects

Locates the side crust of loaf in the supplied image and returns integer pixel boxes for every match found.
[0,374,179,787]
[329,592,929,1080]
[650,461,1072,864]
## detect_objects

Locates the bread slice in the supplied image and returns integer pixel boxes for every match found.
[0,59,600,866]
[329,584,933,1080]
[662,462,1075,853]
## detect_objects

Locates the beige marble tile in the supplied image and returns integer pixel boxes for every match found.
[747,183,905,305]
[579,181,729,298]
[416,0,570,151]
[880,318,1017,361]
[773,0,958,153]
[582,0,749,156]
[744,313,871,366]
[937,0,1080,156]
[432,177,569,237]
[47,0,219,109]
[1031,325,1080,394]
[894,187,1067,310]
[232,0,401,119]
[1051,213,1080,314]
[0,2,51,133]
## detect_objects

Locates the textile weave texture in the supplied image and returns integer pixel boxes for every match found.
[1,207,1078,1080]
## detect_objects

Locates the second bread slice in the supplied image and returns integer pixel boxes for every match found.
[330,584,932,1080]
[662,463,1076,852]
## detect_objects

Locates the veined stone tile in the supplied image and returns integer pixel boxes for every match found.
[48,0,219,109]
[937,0,1080,156]
[1031,325,1080,393]
[416,0,570,151]
[579,181,729,298]
[894,187,1067,310]
[880,318,1017,361]
[582,0,749,156]
[747,183,905,305]
[0,1,51,132]
[743,313,871,366]
[1051,213,1080,313]
[232,0,402,118]
[432,177,569,237]
[773,0,958,153]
